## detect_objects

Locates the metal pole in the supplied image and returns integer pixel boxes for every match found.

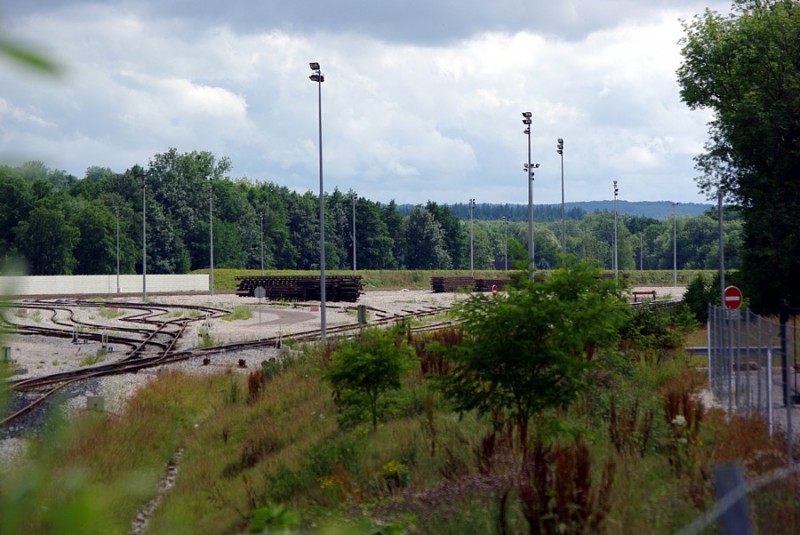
[672,202,678,287]
[522,112,535,272]
[503,216,508,272]
[613,181,618,278]
[209,178,214,295]
[528,131,534,269]
[310,62,326,340]
[640,235,643,270]
[719,189,725,304]
[142,174,147,302]
[469,198,475,277]
[260,211,264,275]
[352,193,357,274]
[115,207,120,294]
[557,138,565,258]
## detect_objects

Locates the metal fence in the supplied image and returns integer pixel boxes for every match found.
[707,304,798,439]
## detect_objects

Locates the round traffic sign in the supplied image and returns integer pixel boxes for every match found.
[723,285,743,310]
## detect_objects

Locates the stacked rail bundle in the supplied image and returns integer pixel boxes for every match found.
[430,276,474,293]
[235,275,363,302]
[431,276,507,293]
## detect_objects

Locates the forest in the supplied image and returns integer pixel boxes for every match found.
[0,149,742,276]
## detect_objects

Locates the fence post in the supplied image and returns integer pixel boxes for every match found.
[780,308,793,460]
[713,463,752,535]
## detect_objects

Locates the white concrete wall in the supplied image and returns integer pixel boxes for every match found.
[0,274,209,296]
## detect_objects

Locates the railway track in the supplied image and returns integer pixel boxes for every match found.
[0,300,455,430]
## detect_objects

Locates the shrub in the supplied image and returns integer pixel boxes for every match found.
[324,326,417,430]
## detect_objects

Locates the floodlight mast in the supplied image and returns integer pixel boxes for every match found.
[309,61,326,339]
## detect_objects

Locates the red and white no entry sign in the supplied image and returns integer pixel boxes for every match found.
[723,285,743,310]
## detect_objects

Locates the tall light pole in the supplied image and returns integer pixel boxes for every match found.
[469,198,476,277]
[522,112,539,271]
[352,192,357,274]
[142,173,147,302]
[613,180,619,278]
[557,138,565,258]
[209,176,214,295]
[672,201,679,287]
[115,207,120,294]
[718,189,725,304]
[309,61,326,340]
[502,216,508,272]
[260,211,265,276]
[639,235,644,271]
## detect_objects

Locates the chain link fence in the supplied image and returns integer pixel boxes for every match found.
[709,304,800,442]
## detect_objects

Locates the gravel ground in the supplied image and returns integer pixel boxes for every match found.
[0,289,461,466]
[0,286,682,466]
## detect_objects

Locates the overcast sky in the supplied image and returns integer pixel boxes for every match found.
[0,0,732,206]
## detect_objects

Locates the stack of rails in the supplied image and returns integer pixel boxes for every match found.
[235,275,363,302]
[430,276,507,293]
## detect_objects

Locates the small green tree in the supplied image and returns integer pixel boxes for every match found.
[441,258,630,454]
[324,326,417,430]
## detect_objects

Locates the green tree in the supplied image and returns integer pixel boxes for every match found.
[71,200,117,275]
[324,326,417,430]
[678,0,800,312]
[405,207,452,269]
[381,200,406,268]
[426,201,467,269]
[442,259,629,454]
[14,206,79,275]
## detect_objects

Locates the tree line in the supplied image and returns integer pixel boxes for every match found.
[0,150,742,276]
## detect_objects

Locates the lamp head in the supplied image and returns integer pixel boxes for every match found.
[309,62,320,71]
[309,74,324,82]
[522,111,532,118]
[522,118,532,125]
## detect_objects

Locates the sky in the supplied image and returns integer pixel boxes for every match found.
[0,0,733,206]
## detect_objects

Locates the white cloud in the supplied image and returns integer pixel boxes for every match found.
[0,1,731,205]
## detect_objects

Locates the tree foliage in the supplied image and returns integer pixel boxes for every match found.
[0,154,743,276]
[441,259,630,452]
[678,0,800,312]
[324,326,417,429]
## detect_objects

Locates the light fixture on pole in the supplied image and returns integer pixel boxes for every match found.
[260,211,265,276]
[352,192,357,274]
[672,201,679,287]
[309,61,326,340]
[209,176,214,296]
[613,180,619,278]
[556,138,565,258]
[502,215,508,272]
[469,198,476,277]
[522,112,538,271]
[142,173,147,303]
[115,207,120,294]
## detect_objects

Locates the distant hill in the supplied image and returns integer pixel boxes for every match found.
[398,201,713,222]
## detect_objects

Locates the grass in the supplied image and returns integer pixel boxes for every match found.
[222,306,253,322]
[197,328,215,348]
[79,349,107,366]
[5,316,796,534]
[98,307,123,319]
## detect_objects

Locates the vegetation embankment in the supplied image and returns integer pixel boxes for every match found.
[204,267,722,293]
[1,261,793,534]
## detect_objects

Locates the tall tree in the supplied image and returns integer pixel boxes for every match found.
[678,0,800,312]
[14,206,79,275]
[426,201,467,269]
[406,207,452,269]
[382,201,406,268]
